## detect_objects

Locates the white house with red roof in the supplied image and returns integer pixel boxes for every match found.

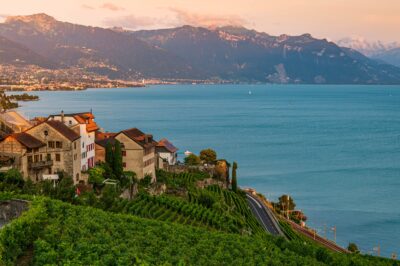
[156,138,178,166]
[48,111,99,171]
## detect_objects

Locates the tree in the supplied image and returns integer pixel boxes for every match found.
[55,175,75,202]
[200,149,217,164]
[278,195,296,218]
[3,168,24,187]
[105,141,114,168]
[347,243,360,253]
[113,140,123,179]
[184,154,201,166]
[231,162,238,192]
[88,166,106,192]
[100,184,118,210]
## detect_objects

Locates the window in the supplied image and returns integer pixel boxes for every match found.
[55,154,61,162]
[74,154,77,160]
[34,155,39,162]
[69,121,72,125]
[76,173,80,181]
[74,142,77,150]
[34,148,39,153]
[123,162,126,168]
[56,141,62,148]
[46,154,51,161]
[27,156,33,163]
[39,154,43,161]
[44,130,48,136]
[122,151,126,157]
[48,141,55,148]
[27,148,32,153]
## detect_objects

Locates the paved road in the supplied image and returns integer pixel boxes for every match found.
[246,193,282,236]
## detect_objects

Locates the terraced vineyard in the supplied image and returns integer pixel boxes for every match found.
[108,171,265,235]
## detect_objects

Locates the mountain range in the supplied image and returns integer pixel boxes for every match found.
[336,37,400,68]
[1,13,400,84]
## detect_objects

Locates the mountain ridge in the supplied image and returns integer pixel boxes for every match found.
[1,13,400,84]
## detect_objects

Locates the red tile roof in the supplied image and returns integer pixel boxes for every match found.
[6,132,45,149]
[45,120,80,142]
[157,138,178,153]
[118,128,156,148]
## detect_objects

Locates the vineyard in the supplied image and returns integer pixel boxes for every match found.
[109,184,264,235]
[0,194,397,266]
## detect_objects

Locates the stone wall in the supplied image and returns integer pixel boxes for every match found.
[0,200,29,228]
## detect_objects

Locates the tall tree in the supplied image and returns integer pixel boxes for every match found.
[105,141,114,169]
[113,140,123,179]
[231,162,238,192]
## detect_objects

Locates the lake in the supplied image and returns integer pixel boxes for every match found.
[15,84,400,257]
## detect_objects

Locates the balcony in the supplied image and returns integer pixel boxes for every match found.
[29,160,53,169]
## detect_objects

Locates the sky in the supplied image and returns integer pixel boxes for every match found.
[0,0,399,43]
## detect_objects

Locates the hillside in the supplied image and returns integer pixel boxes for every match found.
[1,14,400,84]
[0,14,195,79]
[134,26,400,84]
[0,35,55,68]
[0,194,396,266]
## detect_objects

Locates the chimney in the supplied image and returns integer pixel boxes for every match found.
[61,110,64,123]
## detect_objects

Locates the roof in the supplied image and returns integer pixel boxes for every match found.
[95,138,117,148]
[118,128,156,148]
[6,132,45,149]
[45,120,80,141]
[0,111,32,130]
[50,112,99,132]
[95,131,117,141]
[157,138,178,153]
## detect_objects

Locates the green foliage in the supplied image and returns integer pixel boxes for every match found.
[231,161,238,192]
[184,154,201,166]
[113,140,123,180]
[0,169,25,188]
[277,194,296,215]
[139,174,152,188]
[105,141,114,168]
[199,148,217,164]
[100,184,119,210]
[0,194,396,266]
[348,242,360,253]
[88,165,106,191]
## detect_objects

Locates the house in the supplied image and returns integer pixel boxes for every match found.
[94,132,116,165]
[0,111,32,136]
[48,111,99,171]
[156,138,178,167]
[95,128,157,180]
[0,120,82,183]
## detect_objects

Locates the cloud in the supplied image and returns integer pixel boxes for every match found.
[81,4,95,10]
[168,8,247,28]
[103,15,158,29]
[101,3,125,11]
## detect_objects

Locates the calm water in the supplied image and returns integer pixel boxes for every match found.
[15,84,400,257]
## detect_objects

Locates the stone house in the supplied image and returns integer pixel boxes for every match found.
[0,120,82,183]
[95,128,157,180]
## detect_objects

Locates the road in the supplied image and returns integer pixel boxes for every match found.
[246,193,283,236]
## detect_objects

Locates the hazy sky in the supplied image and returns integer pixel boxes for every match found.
[1,0,399,42]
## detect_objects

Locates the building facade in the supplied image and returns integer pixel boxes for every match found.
[95,128,156,180]
[156,138,178,166]
[0,120,82,183]
[48,111,98,171]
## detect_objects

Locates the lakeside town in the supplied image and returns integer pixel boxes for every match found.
[0,107,384,260]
